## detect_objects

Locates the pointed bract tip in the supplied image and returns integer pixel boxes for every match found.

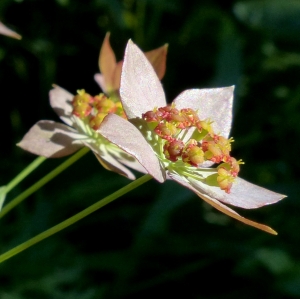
[128,39,138,48]
[270,228,278,236]
[0,22,22,40]
[103,32,111,44]
[13,33,22,40]
[49,84,60,96]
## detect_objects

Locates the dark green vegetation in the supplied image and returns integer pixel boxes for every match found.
[0,0,299,298]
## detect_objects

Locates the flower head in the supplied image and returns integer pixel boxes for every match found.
[18,86,147,180]
[94,32,168,96]
[0,21,21,39]
[98,40,286,234]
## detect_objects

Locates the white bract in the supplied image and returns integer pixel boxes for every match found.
[0,21,21,39]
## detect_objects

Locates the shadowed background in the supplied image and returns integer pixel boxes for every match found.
[0,0,299,298]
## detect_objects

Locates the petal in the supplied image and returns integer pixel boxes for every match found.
[84,136,145,180]
[144,44,168,80]
[99,32,117,93]
[168,172,278,235]
[103,141,148,175]
[0,21,21,39]
[49,85,74,126]
[116,152,148,174]
[98,114,166,182]
[120,40,166,119]
[187,176,286,209]
[94,152,136,180]
[112,61,123,91]
[94,73,107,92]
[173,86,234,138]
[17,120,83,158]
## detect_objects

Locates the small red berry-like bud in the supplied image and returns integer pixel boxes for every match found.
[202,139,223,163]
[72,102,92,118]
[217,167,234,193]
[181,108,199,126]
[143,110,159,122]
[166,107,183,123]
[197,119,213,134]
[158,106,173,120]
[72,90,94,119]
[216,136,232,156]
[170,112,187,124]
[164,139,184,162]
[227,157,244,177]
[202,135,234,164]
[154,122,178,140]
[72,90,93,105]
[93,94,113,112]
[182,141,204,167]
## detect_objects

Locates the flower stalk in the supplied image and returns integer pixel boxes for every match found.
[0,156,46,211]
[0,147,89,219]
[0,174,152,263]
[5,156,46,195]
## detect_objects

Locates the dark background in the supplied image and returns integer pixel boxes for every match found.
[0,0,299,298]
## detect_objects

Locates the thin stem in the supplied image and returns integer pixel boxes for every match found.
[5,156,46,194]
[0,174,152,263]
[0,147,90,219]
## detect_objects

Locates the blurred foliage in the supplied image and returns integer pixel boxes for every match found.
[0,0,300,298]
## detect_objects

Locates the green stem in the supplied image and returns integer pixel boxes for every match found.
[0,174,152,263]
[5,156,46,194]
[0,147,90,219]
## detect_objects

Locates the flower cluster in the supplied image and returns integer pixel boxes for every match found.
[17,85,143,180]
[18,33,286,234]
[98,40,286,234]
[142,105,243,193]
[72,90,125,130]
[18,34,168,180]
